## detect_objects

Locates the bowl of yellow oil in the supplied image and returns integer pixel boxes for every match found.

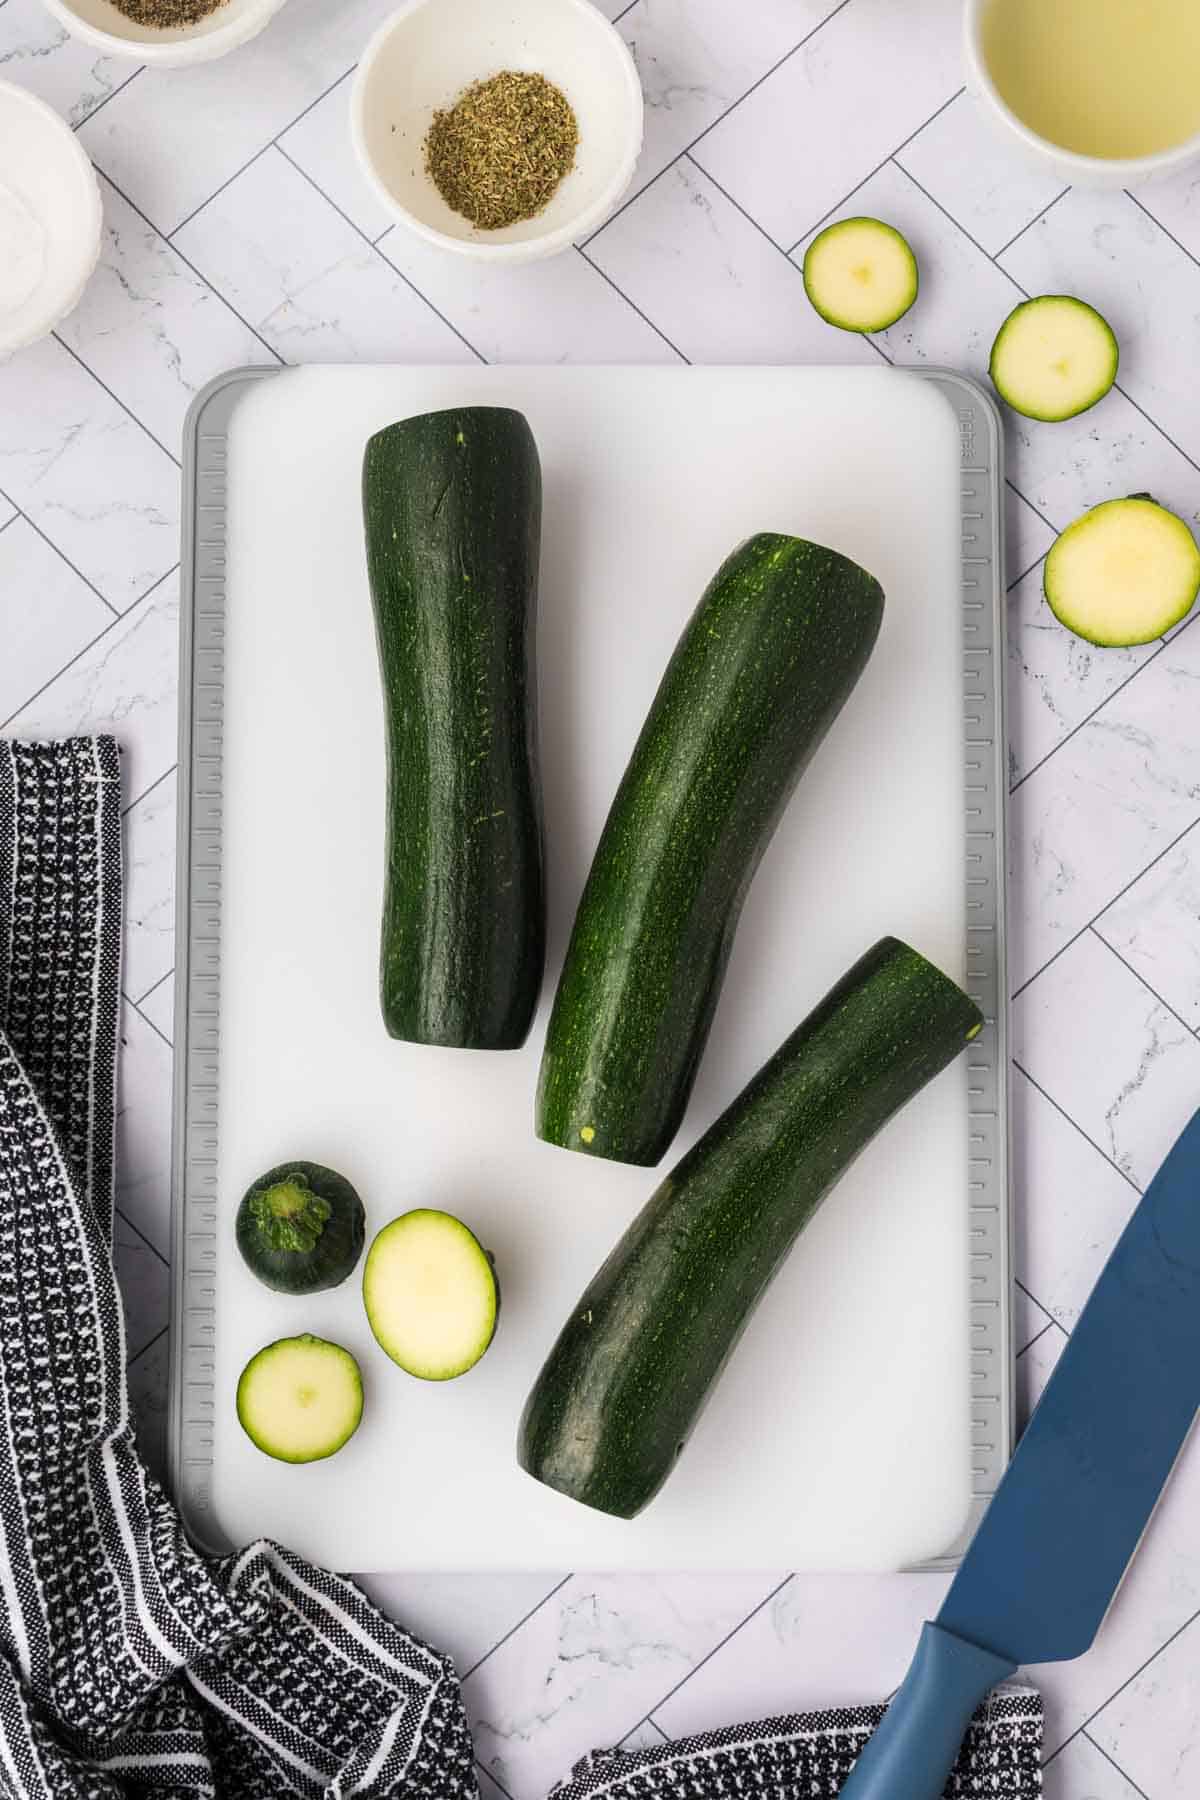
[965,0,1200,186]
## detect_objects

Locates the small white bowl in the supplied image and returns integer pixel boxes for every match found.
[38,0,290,67]
[351,0,643,263]
[964,0,1200,189]
[0,81,102,357]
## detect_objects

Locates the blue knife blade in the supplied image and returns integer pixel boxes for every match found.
[839,1105,1200,1800]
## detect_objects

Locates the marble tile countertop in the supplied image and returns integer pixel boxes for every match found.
[3,0,1200,1795]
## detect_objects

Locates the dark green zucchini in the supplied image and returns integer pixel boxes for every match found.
[536,532,885,1167]
[363,407,544,1049]
[235,1160,365,1295]
[519,937,982,1520]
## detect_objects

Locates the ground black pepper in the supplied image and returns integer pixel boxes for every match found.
[424,71,579,231]
[110,0,228,25]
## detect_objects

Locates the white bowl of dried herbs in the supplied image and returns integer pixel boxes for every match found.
[38,0,290,66]
[352,0,644,262]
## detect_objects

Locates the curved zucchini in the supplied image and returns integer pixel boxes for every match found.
[520,938,983,1519]
[536,533,885,1168]
[235,1160,365,1295]
[363,407,545,1049]
[1044,494,1200,646]
[802,217,919,333]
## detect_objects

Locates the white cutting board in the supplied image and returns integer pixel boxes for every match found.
[210,364,971,1572]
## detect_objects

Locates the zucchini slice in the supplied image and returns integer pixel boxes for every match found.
[1045,495,1200,647]
[802,217,918,333]
[235,1160,366,1295]
[990,296,1118,422]
[363,1210,499,1381]
[236,1335,363,1464]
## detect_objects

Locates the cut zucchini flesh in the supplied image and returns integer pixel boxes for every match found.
[990,296,1118,422]
[802,217,918,333]
[236,1335,363,1464]
[1045,496,1200,647]
[363,1210,498,1381]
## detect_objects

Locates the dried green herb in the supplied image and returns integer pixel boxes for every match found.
[111,0,228,23]
[425,71,579,231]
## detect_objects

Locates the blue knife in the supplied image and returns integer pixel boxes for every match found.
[839,1105,1200,1800]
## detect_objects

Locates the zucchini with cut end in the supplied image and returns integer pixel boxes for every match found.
[237,1334,363,1464]
[989,295,1118,422]
[363,1209,499,1381]
[802,217,919,333]
[1045,495,1200,646]
[520,938,982,1521]
[536,533,884,1169]
[363,407,545,1050]
[236,1160,366,1295]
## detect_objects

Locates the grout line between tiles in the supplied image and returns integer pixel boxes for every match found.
[1006,551,1048,592]
[126,1321,168,1372]
[277,145,490,365]
[0,560,179,731]
[125,988,173,1054]
[783,85,967,256]
[73,65,146,134]
[574,246,690,362]
[122,760,178,819]
[1013,1276,1056,1335]
[611,0,640,20]
[169,144,275,241]
[1004,478,1060,537]
[626,1574,794,1739]
[93,167,286,369]
[989,186,1072,261]
[52,331,182,469]
[1089,926,1200,1043]
[0,513,18,539]
[2,504,121,622]
[461,1574,573,1680]
[1015,1318,1058,1361]
[584,0,857,250]
[476,1761,515,1800]
[135,965,175,1010]
[1008,634,1171,795]
[682,153,791,254]
[1125,188,1200,281]
[1012,1062,1142,1197]
[114,1201,170,1272]
[1079,1726,1152,1799]
[1010,807,1200,1005]
[1045,1602,1200,1774]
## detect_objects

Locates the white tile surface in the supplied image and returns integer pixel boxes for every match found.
[1096,821,1200,1028]
[695,0,963,248]
[123,770,177,1005]
[465,1573,777,1794]
[1011,1069,1140,1333]
[358,1572,566,1682]
[1013,1280,1053,1353]
[0,336,179,611]
[589,159,879,365]
[895,92,1067,258]
[1014,930,1200,1189]
[377,235,681,364]
[175,149,475,365]
[1008,621,1200,991]
[4,5,1200,1793]
[126,1329,170,1481]
[113,1209,170,1363]
[4,573,179,808]
[58,175,274,453]
[0,0,138,129]
[0,519,113,724]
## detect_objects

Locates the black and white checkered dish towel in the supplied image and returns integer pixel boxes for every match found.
[0,737,1044,1800]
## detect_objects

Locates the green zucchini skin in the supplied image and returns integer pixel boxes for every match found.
[536,533,885,1167]
[363,407,545,1049]
[519,937,983,1520]
[235,1160,365,1295]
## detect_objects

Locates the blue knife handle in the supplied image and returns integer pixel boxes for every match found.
[837,1621,1016,1800]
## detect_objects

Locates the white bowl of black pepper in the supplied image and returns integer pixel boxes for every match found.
[351,0,643,262]
[38,0,289,66]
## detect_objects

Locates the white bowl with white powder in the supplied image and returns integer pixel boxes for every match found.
[0,82,102,357]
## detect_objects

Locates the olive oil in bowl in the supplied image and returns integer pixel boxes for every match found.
[981,0,1200,160]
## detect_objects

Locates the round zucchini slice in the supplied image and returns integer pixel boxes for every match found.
[363,1210,498,1381]
[802,217,918,333]
[235,1160,365,1295]
[1045,496,1200,647]
[236,1334,363,1463]
[990,296,1118,422]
